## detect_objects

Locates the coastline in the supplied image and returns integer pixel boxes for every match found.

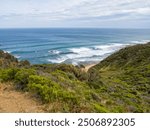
[1,28,150,65]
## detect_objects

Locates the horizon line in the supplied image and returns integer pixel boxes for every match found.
[0,27,150,30]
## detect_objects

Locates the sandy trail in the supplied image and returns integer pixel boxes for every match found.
[0,82,44,113]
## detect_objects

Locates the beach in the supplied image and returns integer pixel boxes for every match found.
[81,64,97,72]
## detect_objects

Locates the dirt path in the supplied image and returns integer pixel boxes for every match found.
[0,82,44,113]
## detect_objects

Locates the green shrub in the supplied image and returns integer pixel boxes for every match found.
[52,64,88,81]
[93,103,109,112]
[28,75,60,87]
[112,106,124,112]
[28,75,61,102]
[28,75,80,104]
[88,68,103,89]
[51,70,70,79]
[14,69,36,88]
[0,68,18,81]
[28,83,52,102]
[59,91,79,105]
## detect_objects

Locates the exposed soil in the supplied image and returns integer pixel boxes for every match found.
[0,82,45,113]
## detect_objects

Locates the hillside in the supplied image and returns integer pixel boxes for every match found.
[89,42,150,112]
[0,42,150,112]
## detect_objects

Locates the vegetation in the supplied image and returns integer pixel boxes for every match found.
[0,42,150,112]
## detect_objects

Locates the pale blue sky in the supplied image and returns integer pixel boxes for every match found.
[0,0,150,28]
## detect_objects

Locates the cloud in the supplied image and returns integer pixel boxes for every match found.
[0,0,150,28]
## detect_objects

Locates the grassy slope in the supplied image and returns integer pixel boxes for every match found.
[89,42,150,112]
[0,43,150,112]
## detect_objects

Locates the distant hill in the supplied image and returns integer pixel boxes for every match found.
[0,42,150,112]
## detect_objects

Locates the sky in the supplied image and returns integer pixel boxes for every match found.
[0,0,150,28]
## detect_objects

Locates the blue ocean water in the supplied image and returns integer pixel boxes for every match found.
[0,28,150,65]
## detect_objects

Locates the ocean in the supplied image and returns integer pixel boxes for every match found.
[0,28,150,65]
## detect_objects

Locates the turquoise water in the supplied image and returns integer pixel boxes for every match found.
[0,28,150,65]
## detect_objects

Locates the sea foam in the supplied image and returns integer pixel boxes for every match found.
[47,43,129,65]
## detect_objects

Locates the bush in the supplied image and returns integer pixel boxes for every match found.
[28,75,59,87]
[59,91,79,105]
[28,83,52,102]
[0,68,18,81]
[88,68,103,89]
[28,75,61,102]
[28,75,80,104]
[14,69,36,88]
[52,64,88,81]
[93,103,109,112]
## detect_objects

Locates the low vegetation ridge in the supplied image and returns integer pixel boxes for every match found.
[0,42,150,112]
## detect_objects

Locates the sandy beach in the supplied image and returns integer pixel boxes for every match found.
[82,64,97,72]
